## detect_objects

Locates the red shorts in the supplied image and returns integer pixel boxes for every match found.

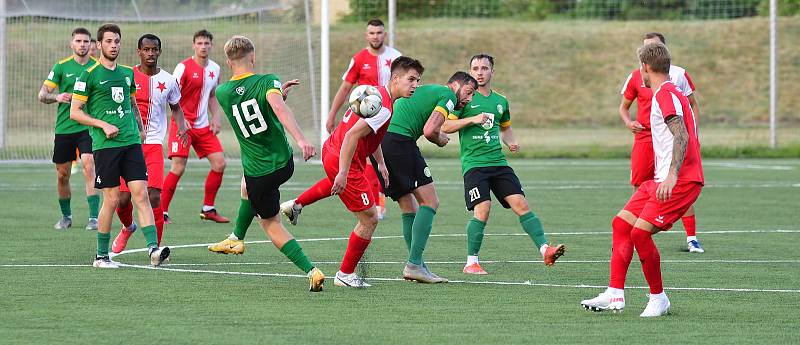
[120,143,164,192]
[623,180,702,230]
[322,150,375,212]
[167,123,223,159]
[630,139,655,187]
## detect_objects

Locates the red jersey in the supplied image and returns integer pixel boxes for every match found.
[342,47,402,87]
[621,66,695,142]
[173,57,220,129]
[134,66,181,144]
[650,81,703,184]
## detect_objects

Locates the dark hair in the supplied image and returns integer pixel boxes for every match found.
[448,71,478,89]
[638,42,671,74]
[138,34,161,49]
[72,27,91,37]
[644,32,666,44]
[193,29,213,42]
[96,23,121,41]
[90,38,97,43]
[367,19,384,27]
[469,53,494,68]
[391,56,424,76]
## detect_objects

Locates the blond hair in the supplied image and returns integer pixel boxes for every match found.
[637,42,671,74]
[224,35,254,61]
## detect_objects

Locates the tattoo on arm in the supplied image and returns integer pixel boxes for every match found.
[665,115,688,175]
[38,86,58,104]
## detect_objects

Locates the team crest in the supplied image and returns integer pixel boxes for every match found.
[497,104,503,114]
[481,112,495,130]
[236,86,245,95]
[423,167,431,178]
[111,87,124,103]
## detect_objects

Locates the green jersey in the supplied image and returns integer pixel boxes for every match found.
[216,73,291,177]
[44,55,96,134]
[73,63,139,150]
[388,84,458,140]
[452,90,511,175]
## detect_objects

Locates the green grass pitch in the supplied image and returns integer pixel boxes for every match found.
[1,158,798,344]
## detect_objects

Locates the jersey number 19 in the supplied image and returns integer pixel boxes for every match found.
[232,99,268,138]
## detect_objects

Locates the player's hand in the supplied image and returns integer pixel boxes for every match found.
[177,126,189,146]
[210,120,221,135]
[56,93,72,103]
[102,123,119,139]
[139,130,146,143]
[472,113,490,125]
[656,173,677,201]
[377,162,390,188]
[437,132,450,147]
[298,139,316,161]
[507,142,520,153]
[281,79,300,99]
[626,120,645,134]
[331,172,347,195]
[326,117,336,134]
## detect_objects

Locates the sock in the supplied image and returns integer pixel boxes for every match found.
[682,215,697,238]
[339,232,372,274]
[87,195,100,219]
[204,170,224,208]
[687,235,697,242]
[279,239,314,274]
[631,227,663,294]
[466,218,486,256]
[141,225,159,249]
[296,178,333,207]
[233,198,255,240]
[401,213,416,252]
[160,171,180,212]
[97,232,110,257]
[467,255,479,265]
[202,205,215,212]
[58,198,71,217]
[609,216,634,290]
[116,202,134,228]
[153,206,164,246]
[519,211,548,249]
[605,287,625,296]
[408,206,436,265]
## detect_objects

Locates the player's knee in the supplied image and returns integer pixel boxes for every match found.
[473,203,491,222]
[212,159,227,172]
[56,166,70,181]
[117,194,131,209]
[419,197,439,210]
[170,160,187,175]
[148,190,161,207]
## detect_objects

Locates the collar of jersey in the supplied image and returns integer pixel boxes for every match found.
[231,73,254,81]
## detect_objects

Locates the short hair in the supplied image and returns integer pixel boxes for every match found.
[390,56,424,76]
[448,71,478,89]
[644,32,666,44]
[72,27,91,38]
[224,35,255,61]
[138,34,161,49]
[367,19,384,27]
[90,38,97,43]
[469,53,495,68]
[638,42,671,74]
[193,29,213,42]
[96,23,121,41]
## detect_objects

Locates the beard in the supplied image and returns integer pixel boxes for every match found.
[369,41,383,50]
[102,50,118,61]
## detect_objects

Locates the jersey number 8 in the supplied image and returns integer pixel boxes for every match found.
[232,99,268,138]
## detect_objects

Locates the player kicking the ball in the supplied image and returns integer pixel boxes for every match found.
[581,43,704,317]
[442,54,565,275]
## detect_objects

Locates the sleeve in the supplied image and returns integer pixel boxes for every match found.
[173,63,186,88]
[433,91,456,119]
[620,72,637,101]
[682,71,696,97]
[128,70,136,97]
[72,70,91,102]
[167,78,181,105]
[364,107,391,133]
[265,75,283,97]
[44,63,60,89]
[342,57,360,84]
[655,90,683,121]
[499,99,511,128]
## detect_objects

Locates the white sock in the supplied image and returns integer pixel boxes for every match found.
[467,255,479,265]
[650,291,668,300]
[605,287,625,296]
[539,244,549,257]
[202,205,215,212]
[88,217,97,221]
[228,233,239,241]
[686,236,697,243]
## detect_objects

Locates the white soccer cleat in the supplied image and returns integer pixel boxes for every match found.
[640,293,671,317]
[280,199,302,226]
[149,247,171,267]
[581,291,625,312]
[334,271,372,288]
[688,240,705,253]
[93,256,119,269]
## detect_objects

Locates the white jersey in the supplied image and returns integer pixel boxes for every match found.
[134,66,181,145]
[173,57,221,129]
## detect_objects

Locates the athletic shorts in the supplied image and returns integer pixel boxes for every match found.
[381,132,433,201]
[322,149,374,212]
[120,144,164,192]
[245,160,294,219]
[93,144,148,189]
[630,139,655,187]
[463,166,525,211]
[623,179,703,230]
[52,130,92,164]
[167,124,223,159]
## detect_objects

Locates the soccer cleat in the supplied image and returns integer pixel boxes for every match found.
[688,240,705,253]
[543,244,566,266]
[403,263,445,283]
[200,209,230,223]
[54,216,72,230]
[334,271,371,288]
[149,247,171,267]
[85,218,98,231]
[463,262,488,275]
[163,212,173,224]
[112,223,137,254]
[308,267,325,292]
[581,291,625,312]
[640,294,671,317]
[93,256,119,269]
[208,238,245,255]
[279,199,302,226]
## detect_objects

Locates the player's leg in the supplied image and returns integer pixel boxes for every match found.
[149,187,164,245]
[52,134,76,229]
[142,144,167,246]
[682,205,703,253]
[122,144,169,267]
[209,177,251,254]
[403,182,446,283]
[111,188,135,254]
[196,128,228,223]
[281,177,333,226]
[397,194,419,252]
[92,147,122,268]
[335,207,379,288]
[77,131,99,230]
[365,157,386,220]
[464,200,490,275]
[630,218,670,317]
[161,124,192,222]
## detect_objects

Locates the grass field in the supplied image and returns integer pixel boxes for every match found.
[1,158,798,344]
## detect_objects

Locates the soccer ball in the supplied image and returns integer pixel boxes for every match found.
[348,85,382,118]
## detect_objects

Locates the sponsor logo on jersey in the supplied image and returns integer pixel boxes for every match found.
[111,87,124,103]
[362,63,371,70]
[497,104,503,114]
[235,86,245,95]
[74,81,86,92]
[99,80,109,85]
[470,104,480,109]
[48,71,54,80]
[483,131,491,143]
[655,215,665,223]
[446,100,455,112]
[66,73,75,78]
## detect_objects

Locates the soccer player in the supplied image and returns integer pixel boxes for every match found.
[581,42,704,317]
[89,38,99,59]
[161,29,229,223]
[70,23,170,269]
[213,35,325,291]
[111,34,188,253]
[620,32,704,253]
[442,54,565,275]
[39,27,100,231]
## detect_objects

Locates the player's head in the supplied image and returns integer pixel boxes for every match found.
[89,38,99,58]
[193,29,214,59]
[70,27,92,58]
[638,42,671,88]
[389,56,424,98]
[96,23,121,62]
[469,53,494,88]
[137,34,162,68]
[643,32,666,46]
[447,71,478,110]
[365,19,386,50]
[224,35,255,70]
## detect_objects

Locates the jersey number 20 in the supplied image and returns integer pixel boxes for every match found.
[232,99,268,138]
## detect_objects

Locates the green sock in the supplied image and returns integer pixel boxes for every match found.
[58,198,71,217]
[279,239,314,273]
[520,211,548,249]
[97,232,110,257]
[141,225,159,249]
[401,213,416,252]
[232,199,255,240]
[467,218,486,256]
[87,195,100,219]
[408,206,436,265]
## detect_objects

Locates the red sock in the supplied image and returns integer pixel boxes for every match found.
[153,206,164,246]
[339,232,372,274]
[161,171,180,212]
[609,216,634,289]
[116,202,134,228]
[296,178,333,207]
[204,170,224,207]
[631,228,663,294]
[682,215,696,237]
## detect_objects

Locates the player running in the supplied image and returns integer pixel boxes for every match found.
[442,54,565,275]
[212,35,325,291]
[620,32,704,253]
[582,43,704,317]
[39,27,100,231]
[110,34,189,253]
[161,29,229,224]
[70,23,170,268]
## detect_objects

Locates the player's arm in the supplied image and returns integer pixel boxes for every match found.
[372,144,389,188]
[326,80,355,133]
[130,96,146,142]
[656,114,689,202]
[38,84,70,104]
[441,113,488,134]
[208,86,223,135]
[688,94,700,118]
[619,97,643,134]
[500,124,519,153]
[169,102,189,145]
[267,92,316,161]
[70,98,117,138]
[330,119,373,195]
[423,109,449,147]
[281,79,300,101]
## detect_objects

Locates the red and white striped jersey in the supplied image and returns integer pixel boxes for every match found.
[650,81,704,184]
[621,65,696,142]
[342,47,402,87]
[173,57,220,129]
[134,66,181,145]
